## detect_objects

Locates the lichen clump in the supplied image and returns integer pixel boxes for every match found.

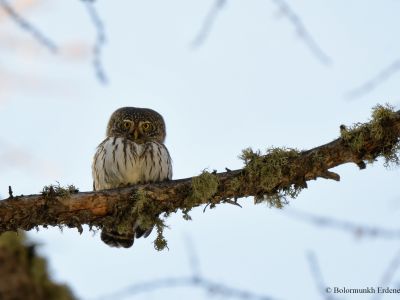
[340,103,400,166]
[181,171,219,220]
[41,183,79,198]
[130,190,171,251]
[105,189,169,251]
[153,220,168,251]
[240,147,303,208]
[190,171,219,202]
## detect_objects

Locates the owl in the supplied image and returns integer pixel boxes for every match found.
[92,107,172,248]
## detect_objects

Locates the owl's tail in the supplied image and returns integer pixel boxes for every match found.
[101,226,153,248]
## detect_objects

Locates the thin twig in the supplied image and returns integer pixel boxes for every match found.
[223,199,242,208]
[284,209,400,240]
[191,0,227,48]
[271,0,331,65]
[83,0,108,84]
[8,186,13,199]
[307,251,336,300]
[0,0,57,53]
[346,59,400,99]
[184,235,201,278]
[372,249,400,300]
[94,238,276,300]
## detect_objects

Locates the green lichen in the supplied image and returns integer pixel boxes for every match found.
[227,176,241,193]
[105,189,169,251]
[182,171,219,220]
[190,171,219,201]
[240,147,303,207]
[131,189,160,231]
[29,184,80,234]
[153,219,168,251]
[41,183,79,198]
[340,103,400,166]
[130,190,170,251]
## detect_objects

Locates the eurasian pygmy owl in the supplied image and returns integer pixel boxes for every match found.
[92,107,172,248]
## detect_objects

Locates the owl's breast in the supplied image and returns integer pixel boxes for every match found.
[92,137,172,190]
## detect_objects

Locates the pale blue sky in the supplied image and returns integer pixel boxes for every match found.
[1,0,400,299]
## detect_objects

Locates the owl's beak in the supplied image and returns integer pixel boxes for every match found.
[132,128,139,140]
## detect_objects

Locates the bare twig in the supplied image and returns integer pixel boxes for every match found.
[191,0,331,67]
[284,209,400,240]
[346,59,400,99]
[95,276,277,300]
[307,251,336,300]
[372,249,400,300]
[83,0,108,84]
[94,238,276,300]
[271,0,331,65]
[184,236,201,278]
[191,0,227,47]
[0,0,57,52]
[7,186,13,199]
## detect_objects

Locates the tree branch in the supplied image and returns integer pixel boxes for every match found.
[0,104,399,248]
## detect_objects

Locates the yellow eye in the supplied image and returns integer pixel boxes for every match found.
[122,121,131,129]
[142,123,151,131]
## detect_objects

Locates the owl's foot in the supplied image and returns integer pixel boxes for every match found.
[135,226,153,239]
[101,229,134,248]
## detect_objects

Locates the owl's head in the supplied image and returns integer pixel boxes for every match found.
[106,107,166,143]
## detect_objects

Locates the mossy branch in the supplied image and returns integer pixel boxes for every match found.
[0,104,399,250]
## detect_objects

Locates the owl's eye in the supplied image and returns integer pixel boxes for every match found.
[142,123,152,131]
[122,121,131,129]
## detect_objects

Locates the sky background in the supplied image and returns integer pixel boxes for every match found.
[1,0,400,299]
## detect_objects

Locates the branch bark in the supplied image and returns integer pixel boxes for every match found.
[1,105,399,240]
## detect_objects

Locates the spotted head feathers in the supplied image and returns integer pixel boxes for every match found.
[106,107,166,144]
